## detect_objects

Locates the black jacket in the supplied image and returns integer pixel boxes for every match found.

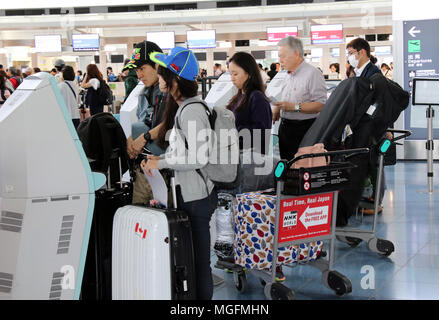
[299,73,409,149]
[299,77,375,149]
[360,62,381,79]
[298,72,409,226]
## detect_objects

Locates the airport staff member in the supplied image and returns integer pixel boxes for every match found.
[273,36,327,160]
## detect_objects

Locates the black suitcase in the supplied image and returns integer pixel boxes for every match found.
[81,182,132,300]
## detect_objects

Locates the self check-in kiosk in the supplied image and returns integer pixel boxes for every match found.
[0,73,105,299]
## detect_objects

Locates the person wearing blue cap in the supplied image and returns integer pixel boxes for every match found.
[141,46,218,300]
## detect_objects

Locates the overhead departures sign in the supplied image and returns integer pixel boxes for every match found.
[266,27,298,42]
[311,24,343,44]
[403,19,439,138]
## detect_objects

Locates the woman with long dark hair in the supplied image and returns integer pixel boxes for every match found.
[226,51,272,155]
[81,64,105,115]
[141,47,218,300]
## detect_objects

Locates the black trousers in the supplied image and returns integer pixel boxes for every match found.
[177,187,218,300]
[278,117,316,161]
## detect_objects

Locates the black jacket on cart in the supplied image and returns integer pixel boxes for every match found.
[298,73,409,226]
[299,77,375,149]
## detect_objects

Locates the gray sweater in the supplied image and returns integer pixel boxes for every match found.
[158,96,214,203]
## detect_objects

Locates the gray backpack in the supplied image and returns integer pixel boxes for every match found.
[176,99,241,190]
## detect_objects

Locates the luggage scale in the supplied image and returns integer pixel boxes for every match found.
[216,148,369,300]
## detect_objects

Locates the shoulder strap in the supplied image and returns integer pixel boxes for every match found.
[175,100,212,131]
[174,100,212,193]
[65,82,77,99]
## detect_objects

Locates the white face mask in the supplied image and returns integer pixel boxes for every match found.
[348,54,359,68]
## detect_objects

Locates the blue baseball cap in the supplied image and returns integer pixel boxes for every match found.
[149,47,199,81]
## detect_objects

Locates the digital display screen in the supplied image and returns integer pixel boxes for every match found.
[413,78,439,105]
[186,30,216,49]
[34,35,62,53]
[311,24,343,44]
[374,46,392,55]
[146,31,175,50]
[266,26,298,42]
[72,34,100,52]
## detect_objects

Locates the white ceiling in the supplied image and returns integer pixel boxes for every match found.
[0,0,392,44]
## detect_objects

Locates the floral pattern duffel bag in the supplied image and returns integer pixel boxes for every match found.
[234,191,323,270]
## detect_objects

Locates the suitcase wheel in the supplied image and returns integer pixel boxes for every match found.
[264,282,295,300]
[233,270,248,293]
[323,270,352,297]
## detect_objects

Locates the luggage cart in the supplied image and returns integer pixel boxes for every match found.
[216,148,369,300]
[336,130,411,256]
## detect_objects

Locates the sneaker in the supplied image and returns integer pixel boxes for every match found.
[362,205,383,215]
[275,266,286,282]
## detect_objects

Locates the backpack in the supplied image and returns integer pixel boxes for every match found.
[176,99,241,190]
[97,80,113,105]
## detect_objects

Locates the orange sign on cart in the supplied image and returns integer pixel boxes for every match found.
[278,192,333,243]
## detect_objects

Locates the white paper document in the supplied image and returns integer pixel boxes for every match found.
[143,169,168,208]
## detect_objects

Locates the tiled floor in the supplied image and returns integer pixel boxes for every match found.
[211,161,439,300]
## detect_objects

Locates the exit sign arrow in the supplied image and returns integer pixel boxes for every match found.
[409,26,421,37]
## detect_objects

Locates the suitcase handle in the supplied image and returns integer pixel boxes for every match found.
[170,170,178,210]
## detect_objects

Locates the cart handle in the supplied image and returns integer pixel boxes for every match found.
[274,148,369,179]
[378,129,411,154]
[287,147,369,167]
[386,129,412,143]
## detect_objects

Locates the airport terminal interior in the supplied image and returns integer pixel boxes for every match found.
[0,0,438,301]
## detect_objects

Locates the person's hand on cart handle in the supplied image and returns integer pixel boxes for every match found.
[141,158,159,177]
[385,132,393,140]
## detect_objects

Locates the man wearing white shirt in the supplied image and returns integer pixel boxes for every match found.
[273,36,327,160]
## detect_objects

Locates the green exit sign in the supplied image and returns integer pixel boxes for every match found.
[408,40,421,53]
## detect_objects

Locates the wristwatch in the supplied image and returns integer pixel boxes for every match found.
[294,103,301,112]
[143,131,151,142]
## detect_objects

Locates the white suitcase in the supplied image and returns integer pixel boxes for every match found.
[112,205,196,300]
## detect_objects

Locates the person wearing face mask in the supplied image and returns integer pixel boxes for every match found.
[346,38,381,79]
[346,38,387,215]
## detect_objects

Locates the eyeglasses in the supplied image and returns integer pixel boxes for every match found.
[347,50,357,57]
